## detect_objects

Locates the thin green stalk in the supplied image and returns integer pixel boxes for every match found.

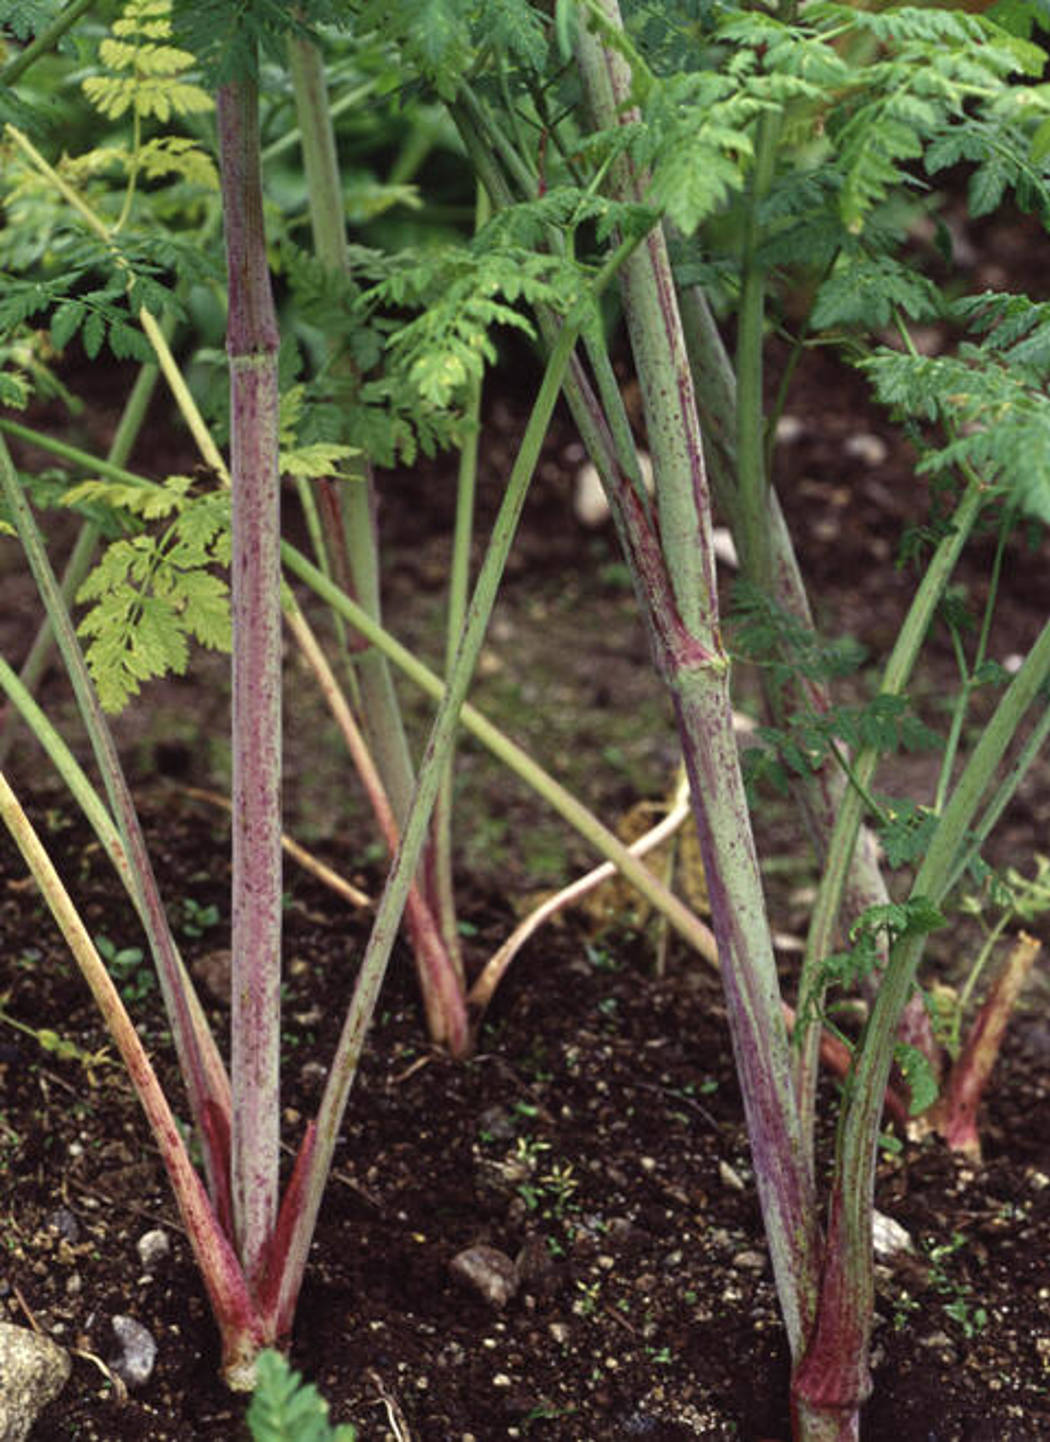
[794,471,988,1152]
[434,182,489,985]
[795,617,1050,1429]
[933,505,1012,815]
[574,0,819,1356]
[287,30,462,1018]
[0,419,717,969]
[0,347,164,765]
[0,0,95,86]
[944,699,1050,897]
[0,771,262,1388]
[0,655,130,889]
[287,34,417,832]
[217,71,284,1288]
[734,109,781,583]
[0,434,233,1220]
[279,542,717,967]
[269,235,646,1334]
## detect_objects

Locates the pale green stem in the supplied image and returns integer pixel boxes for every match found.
[434,182,490,985]
[0,771,263,1389]
[944,699,1050,897]
[0,0,95,85]
[0,420,717,971]
[795,617,1050,1430]
[734,110,781,584]
[0,345,164,765]
[287,33,418,833]
[287,30,461,1015]
[0,435,233,1218]
[933,504,1011,815]
[575,0,818,1354]
[270,237,645,1333]
[794,472,988,1154]
[0,655,130,887]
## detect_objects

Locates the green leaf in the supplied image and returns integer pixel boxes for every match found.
[246,1350,356,1442]
[894,1042,940,1116]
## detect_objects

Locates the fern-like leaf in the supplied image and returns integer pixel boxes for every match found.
[246,1350,356,1442]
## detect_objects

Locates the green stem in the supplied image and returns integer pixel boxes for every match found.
[434,181,490,985]
[794,471,988,1154]
[0,0,95,86]
[0,345,164,765]
[0,433,233,1221]
[0,655,129,885]
[795,617,1050,1427]
[287,34,415,823]
[270,236,645,1333]
[0,420,716,970]
[575,0,818,1355]
[944,699,1050,897]
[287,29,460,1013]
[734,109,780,582]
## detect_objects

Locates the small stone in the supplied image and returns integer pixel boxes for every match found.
[136,1229,170,1274]
[299,1060,327,1093]
[844,432,888,466]
[190,948,232,1005]
[548,1322,570,1344]
[449,1246,519,1310]
[775,414,805,444]
[731,1250,767,1273]
[110,1314,158,1388]
[47,1208,80,1244]
[872,1210,912,1260]
[0,1322,72,1442]
[719,1161,746,1192]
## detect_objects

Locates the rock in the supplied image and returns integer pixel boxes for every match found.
[110,1315,157,1388]
[731,1249,767,1273]
[136,1229,170,1274]
[46,1207,80,1244]
[718,1160,746,1191]
[449,1245,519,1310]
[872,1209,912,1260]
[0,1322,72,1442]
[190,948,232,1005]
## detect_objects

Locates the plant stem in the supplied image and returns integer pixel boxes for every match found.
[286,34,418,832]
[217,72,284,1287]
[0,0,95,86]
[794,617,1050,1431]
[268,236,644,1331]
[281,539,718,967]
[574,0,819,1355]
[735,109,780,583]
[288,33,465,1016]
[0,770,262,1386]
[794,472,988,1152]
[0,346,164,765]
[0,655,131,889]
[0,433,233,1219]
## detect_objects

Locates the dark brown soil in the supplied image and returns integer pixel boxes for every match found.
[2,259,1050,1439]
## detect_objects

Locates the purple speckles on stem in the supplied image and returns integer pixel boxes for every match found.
[217,74,284,1292]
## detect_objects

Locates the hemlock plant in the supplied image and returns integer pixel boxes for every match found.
[0,1,1048,1437]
